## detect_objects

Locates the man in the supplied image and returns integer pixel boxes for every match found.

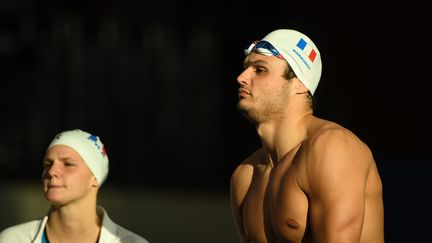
[230,29,384,243]
[0,129,149,243]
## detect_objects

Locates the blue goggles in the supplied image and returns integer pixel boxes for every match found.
[244,40,285,60]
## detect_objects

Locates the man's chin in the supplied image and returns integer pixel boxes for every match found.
[237,105,259,124]
[236,100,249,112]
[236,103,248,116]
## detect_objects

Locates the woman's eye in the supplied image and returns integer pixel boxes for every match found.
[42,160,52,169]
[64,161,74,167]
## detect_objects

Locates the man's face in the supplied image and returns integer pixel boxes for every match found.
[236,52,294,124]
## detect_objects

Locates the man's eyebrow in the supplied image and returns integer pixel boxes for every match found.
[243,59,270,67]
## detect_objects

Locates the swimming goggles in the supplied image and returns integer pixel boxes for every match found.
[244,40,285,60]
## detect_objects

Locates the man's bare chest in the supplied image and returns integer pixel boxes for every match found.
[242,159,310,242]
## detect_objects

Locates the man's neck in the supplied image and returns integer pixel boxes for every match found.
[257,111,313,165]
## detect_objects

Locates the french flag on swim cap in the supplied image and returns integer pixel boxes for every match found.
[87,134,107,158]
[296,38,317,63]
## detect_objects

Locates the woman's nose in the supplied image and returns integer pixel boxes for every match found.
[44,162,60,178]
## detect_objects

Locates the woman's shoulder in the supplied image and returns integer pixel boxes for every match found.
[98,207,149,243]
[115,224,150,243]
[0,219,42,242]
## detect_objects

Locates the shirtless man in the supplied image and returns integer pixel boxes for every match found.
[230,29,384,243]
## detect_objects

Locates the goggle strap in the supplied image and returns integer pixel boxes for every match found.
[244,40,260,55]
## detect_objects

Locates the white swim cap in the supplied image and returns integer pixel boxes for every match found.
[245,29,322,95]
[48,129,109,185]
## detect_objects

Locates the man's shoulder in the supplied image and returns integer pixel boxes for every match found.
[241,146,269,166]
[304,118,374,166]
[231,147,267,185]
[308,119,364,148]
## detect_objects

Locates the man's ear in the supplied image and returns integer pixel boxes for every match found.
[293,77,309,94]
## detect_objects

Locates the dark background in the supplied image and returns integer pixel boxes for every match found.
[1,1,431,242]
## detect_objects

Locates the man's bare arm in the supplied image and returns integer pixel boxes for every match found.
[230,162,254,243]
[307,128,371,243]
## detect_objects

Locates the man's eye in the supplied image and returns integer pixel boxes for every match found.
[255,67,265,74]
